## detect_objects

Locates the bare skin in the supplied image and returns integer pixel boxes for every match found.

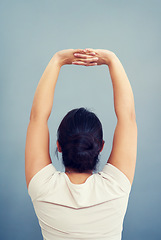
[25,48,137,188]
[65,171,93,184]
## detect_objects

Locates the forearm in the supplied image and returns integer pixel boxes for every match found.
[108,54,136,120]
[30,54,61,121]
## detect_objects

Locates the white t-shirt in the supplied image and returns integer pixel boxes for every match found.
[28,163,131,240]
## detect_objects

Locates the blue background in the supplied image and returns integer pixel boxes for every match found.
[0,0,161,239]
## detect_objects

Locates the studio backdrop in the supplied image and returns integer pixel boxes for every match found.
[0,1,161,239]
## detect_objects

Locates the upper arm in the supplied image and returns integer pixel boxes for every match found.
[25,119,52,188]
[107,118,137,185]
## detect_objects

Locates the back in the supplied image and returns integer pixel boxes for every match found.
[28,163,131,240]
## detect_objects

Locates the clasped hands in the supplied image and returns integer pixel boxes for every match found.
[73,48,98,66]
[54,48,114,67]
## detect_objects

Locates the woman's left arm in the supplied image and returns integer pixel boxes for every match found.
[25,49,98,188]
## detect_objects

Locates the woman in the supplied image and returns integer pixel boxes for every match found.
[25,48,137,240]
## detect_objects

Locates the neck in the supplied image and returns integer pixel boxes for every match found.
[65,169,93,184]
[65,168,93,174]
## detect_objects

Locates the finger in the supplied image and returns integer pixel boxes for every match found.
[85,51,96,56]
[72,61,87,66]
[78,57,98,63]
[75,49,87,54]
[72,61,97,67]
[74,53,96,58]
[85,63,97,66]
[84,48,95,53]
[85,48,94,51]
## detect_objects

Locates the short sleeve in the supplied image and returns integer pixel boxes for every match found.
[28,163,57,201]
[99,163,131,193]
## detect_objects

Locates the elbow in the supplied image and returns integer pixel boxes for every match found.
[29,109,49,122]
[29,109,37,121]
[130,108,136,121]
[116,108,136,122]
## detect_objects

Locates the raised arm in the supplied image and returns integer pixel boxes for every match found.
[106,52,135,120]
[73,49,137,185]
[105,51,137,185]
[25,54,61,188]
[97,49,137,185]
[25,49,98,188]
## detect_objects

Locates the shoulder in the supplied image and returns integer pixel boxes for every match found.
[28,163,57,201]
[98,163,132,194]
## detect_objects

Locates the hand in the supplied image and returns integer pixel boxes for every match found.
[54,49,99,67]
[72,48,115,66]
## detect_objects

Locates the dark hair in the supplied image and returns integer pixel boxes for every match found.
[56,107,104,173]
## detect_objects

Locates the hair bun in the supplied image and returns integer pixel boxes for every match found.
[62,133,101,172]
[69,133,99,152]
[56,107,103,173]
